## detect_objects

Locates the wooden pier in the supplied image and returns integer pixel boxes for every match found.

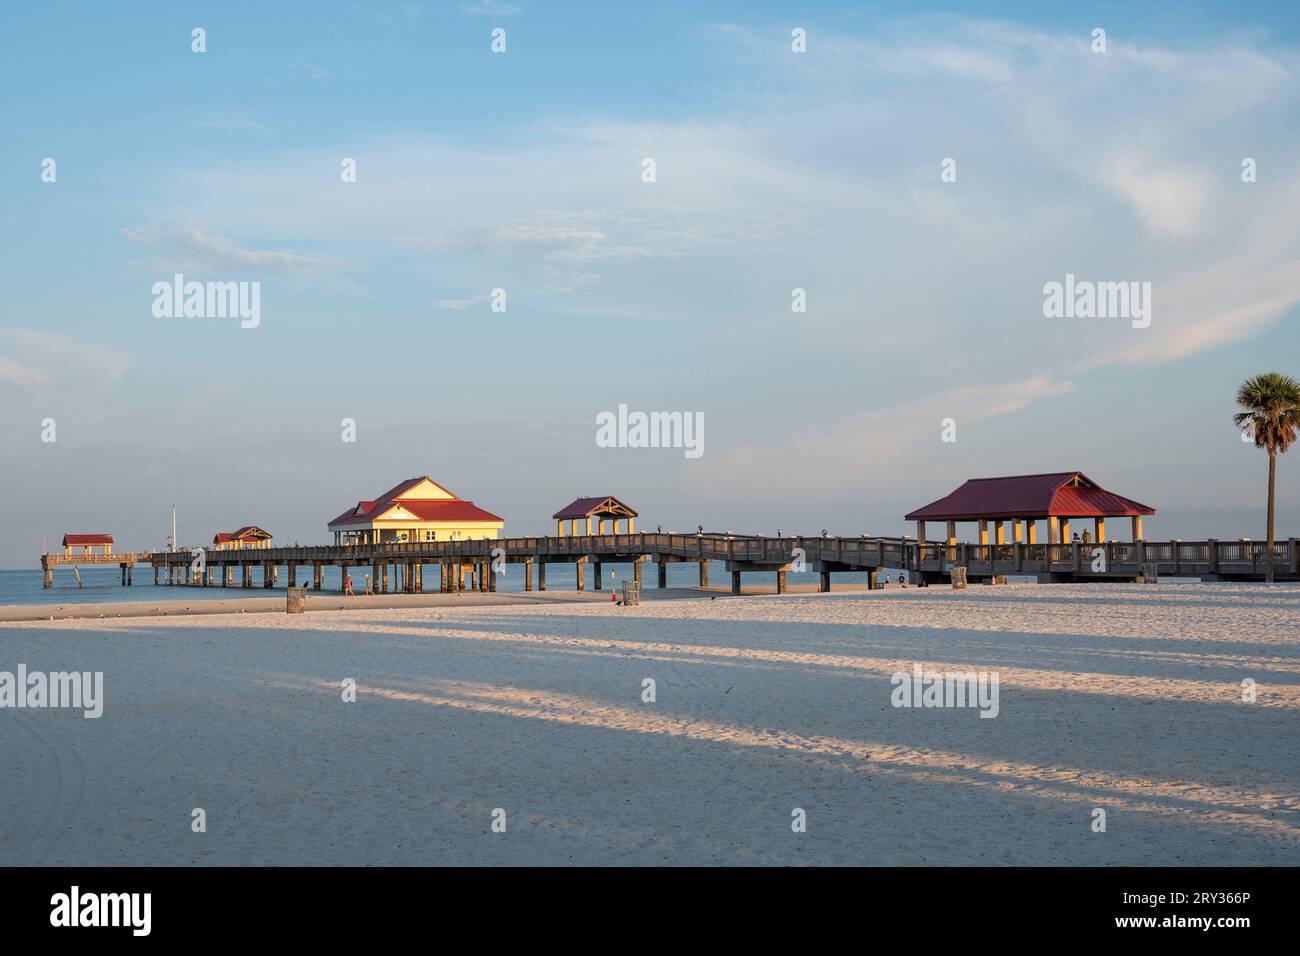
[40,551,152,588]
[40,533,1300,592]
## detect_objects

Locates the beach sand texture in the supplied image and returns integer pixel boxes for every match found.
[1,583,1296,865]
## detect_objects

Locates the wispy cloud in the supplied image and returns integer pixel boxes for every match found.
[292,59,328,82]
[193,117,275,136]
[703,376,1075,494]
[120,17,1300,382]
[432,284,580,310]
[0,330,131,390]
[122,225,353,279]
[462,0,522,17]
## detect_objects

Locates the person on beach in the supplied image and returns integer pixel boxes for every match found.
[343,574,354,596]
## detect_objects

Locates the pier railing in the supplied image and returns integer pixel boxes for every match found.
[134,533,1299,574]
[41,533,1300,587]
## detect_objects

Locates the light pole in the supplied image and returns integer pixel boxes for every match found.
[171,504,177,552]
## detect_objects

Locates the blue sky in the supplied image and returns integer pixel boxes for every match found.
[2,1,1299,565]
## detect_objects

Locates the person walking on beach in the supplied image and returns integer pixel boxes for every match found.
[343,573,354,596]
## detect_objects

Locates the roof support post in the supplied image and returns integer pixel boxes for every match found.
[1094,517,1105,543]
[978,519,989,546]
[1131,516,1143,540]
[1047,516,1059,544]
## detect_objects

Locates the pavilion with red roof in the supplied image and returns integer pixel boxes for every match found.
[328,476,504,545]
[63,533,113,556]
[213,526,273,550]
[905,472,1155,551]
[552,496,637,536]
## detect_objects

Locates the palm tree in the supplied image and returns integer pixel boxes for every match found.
[1234,373,1300,582]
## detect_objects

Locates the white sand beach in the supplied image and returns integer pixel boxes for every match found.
[1,583,1296,866]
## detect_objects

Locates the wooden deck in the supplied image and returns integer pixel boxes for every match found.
[42,533,1300,591]
[40,551,152,586]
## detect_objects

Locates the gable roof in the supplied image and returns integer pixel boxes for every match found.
[905,472,1156,521]
[328,476,503,528]
[373,476,458,502]
[63,533,113,546]
[553,496,639,519]
[230,526,272,540]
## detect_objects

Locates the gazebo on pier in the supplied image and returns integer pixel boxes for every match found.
[553,496,637,536]
[63,533,113,556]
[905,472,1155,555]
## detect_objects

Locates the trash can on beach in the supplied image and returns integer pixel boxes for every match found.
[621,581,641,606]
[287,587,307,614]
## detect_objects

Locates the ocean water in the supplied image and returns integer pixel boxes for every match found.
[0,562,882,607]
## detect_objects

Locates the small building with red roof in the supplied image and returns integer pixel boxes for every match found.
[552,496,638,536]
[213,526,273,550]
[63,533,113,556]
[328,477,505,545]
[905,472,1155,547]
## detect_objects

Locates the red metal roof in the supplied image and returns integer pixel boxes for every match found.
[378,500,504,522]
[552,496,639,519]
[63,533,113,546]
[213,532,234,544]
[905,472,1155,521]
[328,477,502,528]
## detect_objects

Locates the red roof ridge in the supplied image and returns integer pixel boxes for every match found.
[905,473,1154,521]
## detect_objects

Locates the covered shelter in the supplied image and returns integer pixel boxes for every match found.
[328,476,504,545]
[63,533,113,556]
[213,526,273,550]
[905,472,1155,553]
[552,496,637,536]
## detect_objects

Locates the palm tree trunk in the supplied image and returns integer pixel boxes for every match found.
[1266,449,1277,583]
